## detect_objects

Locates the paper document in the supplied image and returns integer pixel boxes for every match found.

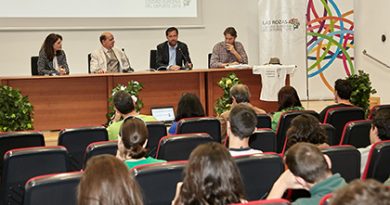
[225,64,251,69]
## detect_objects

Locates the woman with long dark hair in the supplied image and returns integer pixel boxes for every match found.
[37,33,69,75]
[271,86,304,131]
[172,142,246,205]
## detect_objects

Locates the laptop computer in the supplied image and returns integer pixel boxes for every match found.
[150,106,175,125]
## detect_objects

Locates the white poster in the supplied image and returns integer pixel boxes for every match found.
[306,0,355,99]
[258,0,307,100]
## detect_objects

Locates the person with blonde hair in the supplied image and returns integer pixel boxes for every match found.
[78,155,143,205]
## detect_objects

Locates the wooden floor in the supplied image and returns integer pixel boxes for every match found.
[42,100,334,146]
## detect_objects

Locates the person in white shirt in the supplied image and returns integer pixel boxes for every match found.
[358,109,390,174]
[228,104,262,157]
[90,32,132,73]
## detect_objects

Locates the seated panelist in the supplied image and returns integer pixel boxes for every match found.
[37,33,70,76]
[210,27,248,68]
[156,27,192,71]
[90,32,133,74]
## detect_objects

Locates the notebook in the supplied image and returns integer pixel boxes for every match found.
[151,106,175,125]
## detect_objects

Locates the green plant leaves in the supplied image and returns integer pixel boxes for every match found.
[346,70,377,116]
[214,73,241,115]
[0,85,34,131]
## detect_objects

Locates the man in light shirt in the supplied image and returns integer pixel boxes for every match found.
[90,32,133,73]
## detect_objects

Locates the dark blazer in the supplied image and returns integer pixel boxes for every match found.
[37,49,70,75]
[156,41,192,69]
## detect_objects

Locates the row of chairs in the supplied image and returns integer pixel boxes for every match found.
[2,140,390,205]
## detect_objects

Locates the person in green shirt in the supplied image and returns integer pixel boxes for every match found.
[107,90,156,140]
[267,143,346,205]
[116,117,166,169]
[272,86,304,131]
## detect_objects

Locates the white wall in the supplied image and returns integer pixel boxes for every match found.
[0,0,259,76]
[355,0,390,104]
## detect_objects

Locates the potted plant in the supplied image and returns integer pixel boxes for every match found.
[214,73,241,115]
[106,80,144,122]
[346,70,376,116]
[0,85,34,131]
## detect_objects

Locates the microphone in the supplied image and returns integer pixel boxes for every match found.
[178,47,192,70]
[121,48,134,73]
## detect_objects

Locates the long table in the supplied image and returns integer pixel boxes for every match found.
[0,68,286,130]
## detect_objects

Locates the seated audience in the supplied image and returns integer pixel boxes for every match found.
[107,90,156,140]
[78,155,143,205]
[168,93,205,134]
[90,32,133,73]
[38,33,69,76]
[116,117,166,169]
[228,104,262,157]
[319,79,353,121]
[210,27,248,68]
[172,142,246,205]
[285,114,329,151]
[272,86,304,131]
[220,84,266,139]
[330,179,390,205]
[358,109,390,174]
[156,27,192,71]
[267,142,346,204]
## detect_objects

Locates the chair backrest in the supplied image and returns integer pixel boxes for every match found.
[177,117,221,142]
[275,111,305,153]
[0,132,45,179]
[322,145,361,182]
[58,126,108,170]
[323,107,365,144]
[249,128,277,152]
[146,121,168,158]
[368,104,390,119]
[318,193,332,205]
[321,123,338,145]
[231,199,291,205]
[130,161,186,205]
[150,49,157,69]
[362,140,390,182]
[208,53,212,68]
[340,120,372,148]
[87,53,92,73]
[256,114,272,129]
[0,146,69,205]
[84,140,117,168]
[31,56,39,76]
[23,171,82,205]
[156,133,214,161]
[234,154,284,201]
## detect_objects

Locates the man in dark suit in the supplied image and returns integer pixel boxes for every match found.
[156,27,192,71]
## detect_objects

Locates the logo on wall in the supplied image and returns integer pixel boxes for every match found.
[261,17,301,32]
[307,0,355,93]
[289,18,300,30]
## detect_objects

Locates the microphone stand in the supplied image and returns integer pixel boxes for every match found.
[178,47,192,70]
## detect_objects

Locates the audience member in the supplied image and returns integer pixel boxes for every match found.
[220,84,266,139]
[210,27,248,68]
[78,155,143,205]
[90,32,133,73]
[168,93,205,134]
[37,33,69,76]
[116,117,166,169]
[228,104,262,157]
[272,86,304,131]
[267,142,346,204]
[107,90,156,140]
[319,79,353,121]
[330,179,390,205]
[172,142,246,205]
[358,109,390,174]
[285,114,328,151]
[156,27,192,71]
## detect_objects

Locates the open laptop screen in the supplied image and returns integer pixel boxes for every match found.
[151,107,175,122]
